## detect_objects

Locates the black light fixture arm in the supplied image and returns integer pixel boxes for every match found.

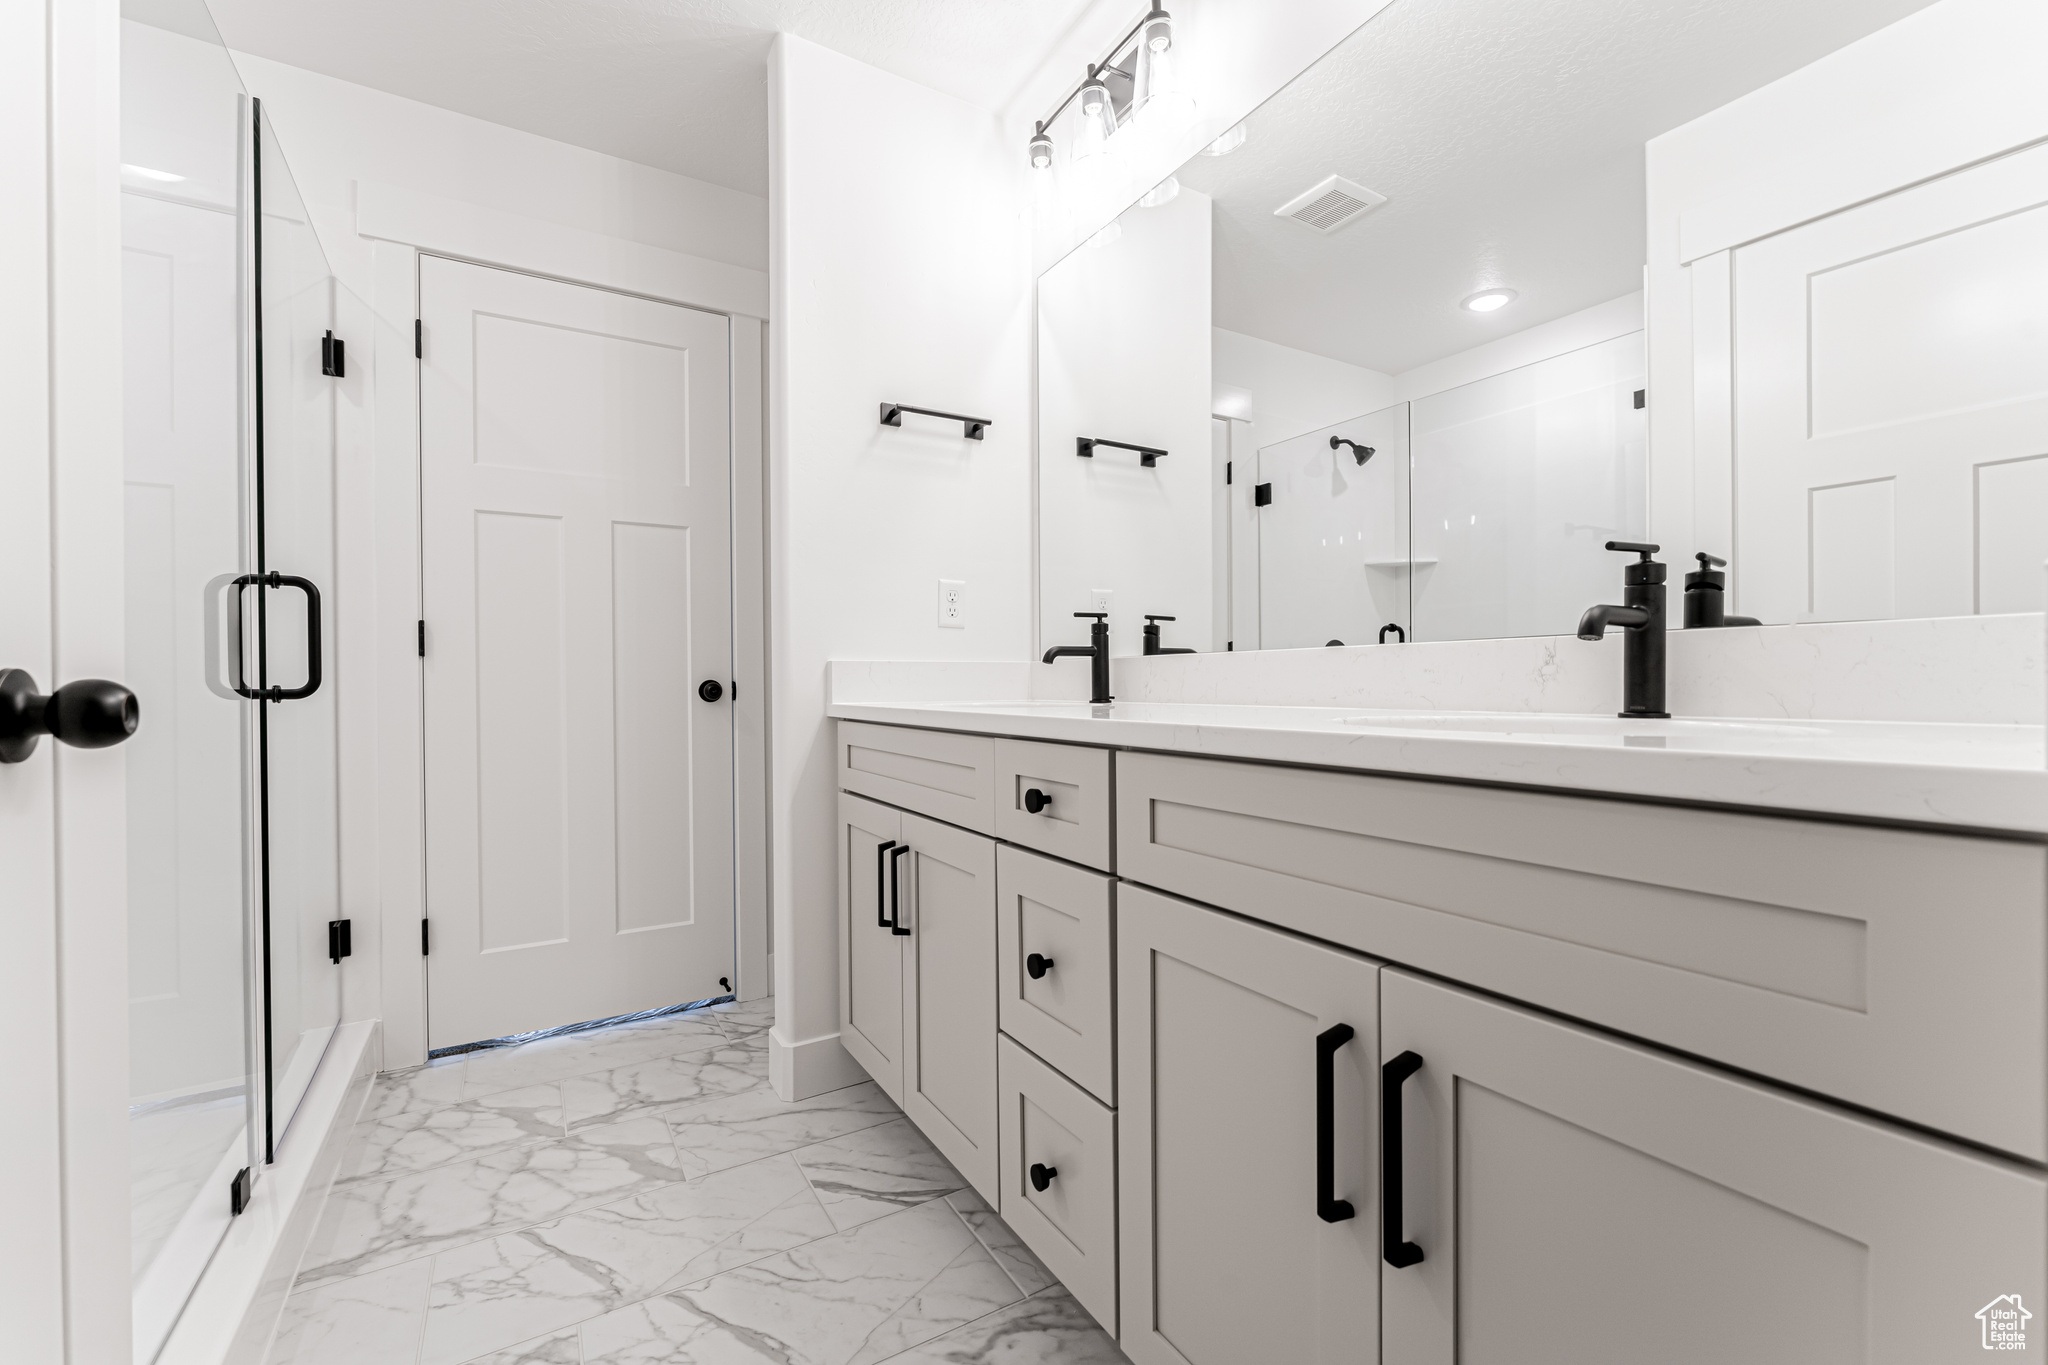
[1330,436,1374,465]
[1077,436,1168,467]
[880,403,990,440]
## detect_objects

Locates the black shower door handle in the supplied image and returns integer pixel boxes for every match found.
[233,571,323,701]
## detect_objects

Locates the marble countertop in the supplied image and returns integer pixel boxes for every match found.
[827,698,2048,836]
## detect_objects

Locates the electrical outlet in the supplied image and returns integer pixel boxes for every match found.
[938,579,966,629]
[1090,588,1114,617]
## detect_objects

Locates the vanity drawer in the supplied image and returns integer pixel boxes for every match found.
[997,844,1114,1105]
[1116,750,2048,1160]
[998,1033,1118,1336]
[994,738,1113,871]
[837,721,995,834]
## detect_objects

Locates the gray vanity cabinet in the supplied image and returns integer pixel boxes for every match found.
[1116,882,1383,1365]
[835,792,1001,1201]
[837,792,906,1101]
[1379,969,2048,1365]
[898,811,1000,1201]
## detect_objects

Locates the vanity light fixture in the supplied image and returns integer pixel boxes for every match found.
[1029,122,1054,170]
[1461,287,1518,312]
[1202,123,1247,156]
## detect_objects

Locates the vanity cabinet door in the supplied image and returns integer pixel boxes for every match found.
[900,811,1000,1202]
[1380,968,2048,1365]
[1118,882,1382,1365]
[837,793,905,1102]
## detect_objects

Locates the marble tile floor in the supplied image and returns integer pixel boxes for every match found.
[269,997,1129,1365]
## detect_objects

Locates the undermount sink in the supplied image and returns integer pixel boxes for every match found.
[1337,712,1833,740]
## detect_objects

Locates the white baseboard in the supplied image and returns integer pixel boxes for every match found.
[157,1019,380,1365]
[769,1027,867,1101]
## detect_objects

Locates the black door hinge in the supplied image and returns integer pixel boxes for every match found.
[417,620,426,657]
[1254,482,1273,507]
[327,918,352,964]
[230,1166,252,1216]
[321,330,345,377]
[421,918,430,955]
[1226,460,1232,485]
[414,319,423,359]
[1633,388,1646,409]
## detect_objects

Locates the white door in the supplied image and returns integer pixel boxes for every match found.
[900,812,998,1201]
[1381,969,2047,1365]
[1117,883,1382,1365]
[421,256,734,1048]
[1734,139,2048,624]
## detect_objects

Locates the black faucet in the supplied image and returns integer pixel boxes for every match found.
[1043,612,1113,704]
[1576,541,1669,718]
[1683,553,1762,629]
[1143,615,1195,656]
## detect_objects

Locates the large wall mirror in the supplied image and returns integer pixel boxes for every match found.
[1035,0,2043,657]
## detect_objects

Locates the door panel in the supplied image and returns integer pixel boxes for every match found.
[1735,139,2048,622]
[1381,969,2048,1365]
[901,811,999,1201]
[422,256,734,1048]
[838,793,904,1100]
[1118,882,1381,1365]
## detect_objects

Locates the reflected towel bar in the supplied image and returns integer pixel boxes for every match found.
[880,403,990,440]
[1077,436,1169,467]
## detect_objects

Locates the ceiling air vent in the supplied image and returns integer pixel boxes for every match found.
[1273,175,1387,234]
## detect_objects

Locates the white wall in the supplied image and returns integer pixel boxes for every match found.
[226,53,770,1066]
[1039,190,1214,655]
[1212,327,1397,449]
[769,35,1033,1098]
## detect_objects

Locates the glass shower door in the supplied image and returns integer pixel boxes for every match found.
[120,5,257,1360]
[252,100,343,1155]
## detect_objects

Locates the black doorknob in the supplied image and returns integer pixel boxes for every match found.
[698,679,724,703]
[1023,787,1051,814]
[1026,952,1055,980]
[1029,1162,1058,1192]
[0,669,140,763]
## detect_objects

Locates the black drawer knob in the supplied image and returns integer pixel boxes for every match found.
[1026,952,1055,980]
[1029,1162,1058,1193]
[1023,787,1051,814]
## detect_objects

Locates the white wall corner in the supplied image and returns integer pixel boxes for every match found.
[769,1026,868,1102]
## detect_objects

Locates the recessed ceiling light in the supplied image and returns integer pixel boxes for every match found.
[122,164,185,183]
[1462,288,1517,313]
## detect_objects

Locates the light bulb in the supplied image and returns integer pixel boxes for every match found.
[1138,176,1179,208]
[1461,288,1518,313]
[1201,123,1246,156]
[1028,123,1053,170]
[1074,69,1118,159]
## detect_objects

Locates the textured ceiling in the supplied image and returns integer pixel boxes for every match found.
[199,0,1103,196]
[1175,0,1939,376]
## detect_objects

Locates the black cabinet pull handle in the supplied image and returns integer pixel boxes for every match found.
[698,679,724,703]
[1026,952,1054,980]
[233,572,322,701]
[888,844,911,936]
[1316,1023,1356,1223]
[0,670,140,763]
[1023,787,1051,814]
[1382,1049,1425,1266]
[1029,1162,1058,1192]
[875,841,897,929]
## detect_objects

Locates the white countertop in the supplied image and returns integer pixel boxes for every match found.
[827,698,2048,836]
